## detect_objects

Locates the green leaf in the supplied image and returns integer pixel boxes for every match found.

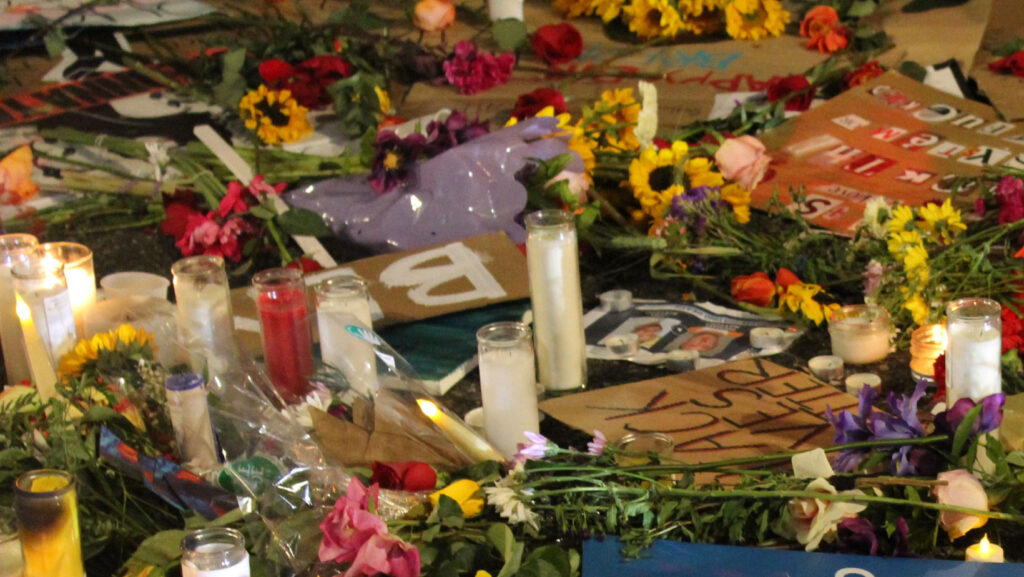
[994,38,1024,57]
[213,48,247,109]
[43,29,66,58]
[277,208,331,237]
[1006,451,1024,468]
[493,19,528,51]
[898,61,928,82]
[249,205,275,220]
[952,403,984,457]
[487,523,516,562]
[846,0,878,17]
[436,495,465,528]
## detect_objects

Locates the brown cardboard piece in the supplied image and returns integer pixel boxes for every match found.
[232,231,530,352]
[751,71,1024,233]
[540,358,857,463]
[878,0,994,70]
[969,0,1024,122]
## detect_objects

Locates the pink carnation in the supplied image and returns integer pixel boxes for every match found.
[443,41,516,95]
[344,533,421,577]
[319,478,388,564]
[996,176,1024,225]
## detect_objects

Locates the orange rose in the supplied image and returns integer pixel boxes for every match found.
[799,6,848,54]
[0,145,38,205]
[775,268,802,290]
[844,61,885,89]
[731,272,776,307]
[414,0,455,32]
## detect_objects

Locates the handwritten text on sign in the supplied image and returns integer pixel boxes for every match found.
[540,358,858,461]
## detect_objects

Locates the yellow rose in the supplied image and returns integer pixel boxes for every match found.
[430,479,484,517]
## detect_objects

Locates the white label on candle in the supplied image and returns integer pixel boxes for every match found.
[527,230,585,391]
[182,552,250,577]
[947,322,1001,405]
[23,287,76,363]
[479,347,539,457]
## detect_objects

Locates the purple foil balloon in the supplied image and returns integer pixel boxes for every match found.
[285,117,582,253]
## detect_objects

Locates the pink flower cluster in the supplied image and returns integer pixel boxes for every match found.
[443,41,515,95]
[319,478,421,577]
[996,175,1024,225]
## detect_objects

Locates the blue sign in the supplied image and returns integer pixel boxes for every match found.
[584,539,1017,577]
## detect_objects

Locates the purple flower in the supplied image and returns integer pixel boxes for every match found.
[873,381,927,441]
[996,176,1024,224]
[668,186,715,218]
[935,393,1005,436]
[836,518,878,556]
[369,131,427,194]
[515,431,555,462]
[587,430,607,456]
[424,111,490,157]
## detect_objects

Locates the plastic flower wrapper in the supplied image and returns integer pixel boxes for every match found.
[285,116,582,253]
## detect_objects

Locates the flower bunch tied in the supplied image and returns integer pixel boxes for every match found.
[553,0,788,41]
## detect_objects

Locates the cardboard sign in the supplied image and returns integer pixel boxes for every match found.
[752,71,1024,233]
[540,358,857,462]
[970,0,1024,122]
[232,232,530,351]
[584,539,1020,577]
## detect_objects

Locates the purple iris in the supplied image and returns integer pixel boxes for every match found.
[369,131,427,194]
[934,393,1005,436]
[836,517,910,557]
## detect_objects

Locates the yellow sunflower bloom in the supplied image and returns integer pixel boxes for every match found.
[684,157,725,188]
[902,244,930,283]
[374,86,392,115]
[554,0,591,17]
[629,141,689,219]
[903,292,930,326]
[887,205,916,236]
[779,283,834,325]
[590,0,623,21]
[624,0,685,39]
[592,88,640,151]
[724,0,789,41]
[720,183,751,224]
[58,337,100,379]
[239,85,312,145]
[917,199,966,244]
[887,229,924,255]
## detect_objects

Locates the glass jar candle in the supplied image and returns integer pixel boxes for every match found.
[0,506,23,577]
[525,210,586,393]
[254,267,314,403]
[477,322,540,458]
[12,259,77,364]
[315,276,378,398]
[181,527,250,577]
[0,234,38,385]
[172,255,237,375]
[14,470,84,577]
[909,323,947,382]
[38,242,95,336]
[946,298,1001,405]
[828,305,891,364]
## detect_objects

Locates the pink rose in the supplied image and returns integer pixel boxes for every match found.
[933,469,988,540]
[344,533,421,577]
[714,135,771,192]
[319,478,388,563]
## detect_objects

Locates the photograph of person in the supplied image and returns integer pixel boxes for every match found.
[598,317,679,349]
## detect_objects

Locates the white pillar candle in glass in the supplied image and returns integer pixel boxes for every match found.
[525,210,586,392]
[100,271,170,301]
[477,322,540,457]
[172,256,237,376]
[946,298,1002,405]
[12,260,77,365]
[0,234,38,385]
[828,305,890,365]
[38,242,95,337]
[488,0,524,20]
[316,276,378,398]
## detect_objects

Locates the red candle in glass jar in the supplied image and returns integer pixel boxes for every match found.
[253,268,314,403]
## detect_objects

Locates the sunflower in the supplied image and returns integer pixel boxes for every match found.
[917,199,966,244]
[58,324,156,380]
[590,0,624,22]
[887,229,923,255]
[720,183,751,223]
[623,0,686,39]
[724,0,789,41]
[903,291,930,326]
[902,243,930,284]
[683,8,725,35]
[629,141,689,219]
[886,205,917,236]
[684,157,725,188]
[555,0,592,17]
[592,88,640,151]
[239,85,313,145]
[568,123,598,183]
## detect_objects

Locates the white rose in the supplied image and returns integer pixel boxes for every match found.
[786,477,867,551]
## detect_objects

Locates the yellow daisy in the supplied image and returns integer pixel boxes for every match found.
[554,0,592,17]
[902,244,930,283]
[623,0,686,39]
[886,205,917,236]
[724,0,789,41]
[779,283,833,325]
[721,183,751,224]
[887,229,924,255]
[239,85,312,145]
[684,157,725,188]
[903,292,930,326]
[629,141,689,219]
[917,199,966,244]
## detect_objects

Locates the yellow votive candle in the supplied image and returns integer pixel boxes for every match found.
[14,470,85,577]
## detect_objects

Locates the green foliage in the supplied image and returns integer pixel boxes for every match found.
[994,37,1024,57]
[494,19,529,51]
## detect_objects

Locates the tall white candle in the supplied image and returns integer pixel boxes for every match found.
[172,256,237,376]
[488,0,524,20]
[946,298,1001,405]
[0,234,38,385]
[13,260,77,366]
[316,276,378,398]
[14,294,57,401]
[165,373,219,474]
[525,210,586,392]
[38,243,95,337]
[478,322,540,458]
[417,399,505,463]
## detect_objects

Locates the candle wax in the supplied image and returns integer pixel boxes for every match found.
[258,287,314,403]
[946,322,1001,405]
[479,347,539,457]
[965,536,1005,563]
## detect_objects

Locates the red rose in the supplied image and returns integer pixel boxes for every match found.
[932,353,946,402]
[160,202,202,238]
[843,61,885,90]
[285,257,325,275]
[766,75,814,111]
[531,23,583,66]
[370,461,437,492]
[259,55,353,109]
[731,272,776,307]
[988,50,1024,78]
[511,87,568,119]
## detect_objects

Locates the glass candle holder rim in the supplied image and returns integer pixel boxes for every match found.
[38,242,92,268]
[171,254,226,277]
[181,526,246,563]
[316,275,367,298]
[14,469,74,499]
[477,321,532,346]
[615,431,674,453]
[827,304,890,330]
[946,297,1001,320]
[10,258,65,281]
[252,266,303,288]
[524,209,573,229]
[0,234,38,260]
[911,323,947,347]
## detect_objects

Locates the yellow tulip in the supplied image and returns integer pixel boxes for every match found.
[430,479,484,517]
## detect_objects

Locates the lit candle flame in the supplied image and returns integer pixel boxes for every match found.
[980,535,991,556]
[15,294,30,322]
[417,398,440,419]
[930,324,948,349]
